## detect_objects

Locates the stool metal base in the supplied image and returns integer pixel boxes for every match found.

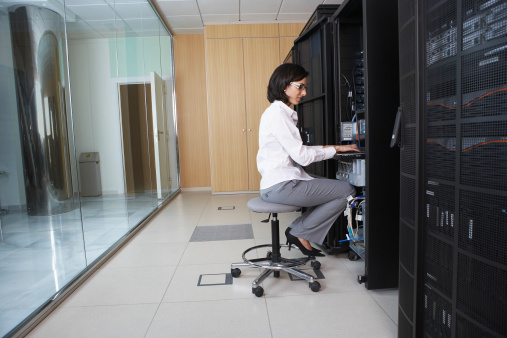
[232,209,322,297]
[231,243,320,296]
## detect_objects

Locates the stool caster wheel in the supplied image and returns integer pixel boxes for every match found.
[311,261,321,270]
[252,286,264,297]
[231,268,241,278]
[309,281,321,292]
[348,251,360,261]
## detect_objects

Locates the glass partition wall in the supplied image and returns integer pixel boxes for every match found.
[0,1,179,335]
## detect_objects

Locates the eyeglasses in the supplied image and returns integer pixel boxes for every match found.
[290,82,308,90]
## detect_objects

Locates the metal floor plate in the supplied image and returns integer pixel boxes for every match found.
[189,224,253,242]
[197,273,233,286]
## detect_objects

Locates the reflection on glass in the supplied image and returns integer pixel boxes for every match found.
[160,31,180,200]
[0,0,179,336]
[150,70,171,200]
[0,5,87,336]
[119,83,155,197]
[10,6,73,216]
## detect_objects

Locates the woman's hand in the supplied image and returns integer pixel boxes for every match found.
[332,144,361,153]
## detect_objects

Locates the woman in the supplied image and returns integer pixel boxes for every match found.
[257,63,359,256]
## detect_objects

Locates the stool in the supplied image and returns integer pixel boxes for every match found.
[231,197,322,297]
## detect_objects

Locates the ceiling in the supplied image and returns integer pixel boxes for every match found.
[153,0,343,35]
[1,0,343,39]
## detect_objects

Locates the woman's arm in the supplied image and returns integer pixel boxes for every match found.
[273,112,335,166]
[323,144,361,153]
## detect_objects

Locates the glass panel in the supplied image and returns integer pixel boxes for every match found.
[0,0,179,335]
[113,0,159,226]
[0,2,86,335]
[161,28,181,199]
[66,0,133,264]
[145,19,171,206]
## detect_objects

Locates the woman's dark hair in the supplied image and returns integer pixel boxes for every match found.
[267,63,309,103]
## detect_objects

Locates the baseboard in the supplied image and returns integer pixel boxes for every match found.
[213,191,259,195]
[181,187,212,192]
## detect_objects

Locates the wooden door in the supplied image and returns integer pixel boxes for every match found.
[119,83,154,195]
[243,38,280,191]
[207,38,248,192]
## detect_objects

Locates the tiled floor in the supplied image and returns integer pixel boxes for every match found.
[0,193,172,337]
[27,191,398,337]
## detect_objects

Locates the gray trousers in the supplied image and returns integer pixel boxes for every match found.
[260,179,355,245]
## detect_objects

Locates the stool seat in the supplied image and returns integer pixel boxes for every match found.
[231,196,322,297]
[247,197,300,213]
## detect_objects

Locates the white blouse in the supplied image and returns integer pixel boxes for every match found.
[257,100,336,190]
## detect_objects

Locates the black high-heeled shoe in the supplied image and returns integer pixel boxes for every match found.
[285,228,322,253]
[285,228,324,257]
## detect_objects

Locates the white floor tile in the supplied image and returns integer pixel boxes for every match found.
[179,239,257,265]
[129,224,196,244]
[103,242,187,268]
[27,304,158,338]
[197,195,252,226]
[368,288,399,325]
[163,263,259,302]
[340,251,366,276]
[146,212,202,229]
[61,266,176,307]
[146,299,272,338]
[266,291,398,338]
[160,200,209,217]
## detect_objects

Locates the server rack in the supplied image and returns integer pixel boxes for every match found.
[293,8,337,179]
[398,0,507,336]
[332,0,400,290]
[292,5,350,254]
[283,47,294,64]
[300,4,341,36]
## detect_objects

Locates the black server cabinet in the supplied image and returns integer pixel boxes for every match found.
[283,47,294,64]
[293,6,351,255]
[293,12,336,179]
[398,0,507,336]
[397,0,420,335]
[300,4,342,35]
[333,0,400,290]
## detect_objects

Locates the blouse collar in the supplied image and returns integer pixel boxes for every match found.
[274,100,298,122]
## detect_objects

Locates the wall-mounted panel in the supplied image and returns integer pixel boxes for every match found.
[174,34,211,188]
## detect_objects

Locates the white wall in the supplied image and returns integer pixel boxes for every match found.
[67,35,179,196]
[68,38,125,195]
